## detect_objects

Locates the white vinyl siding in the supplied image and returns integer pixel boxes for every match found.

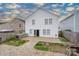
[25,8,58,38]
[32,20,35,25]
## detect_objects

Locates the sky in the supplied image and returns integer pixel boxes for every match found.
[0,3,79,18]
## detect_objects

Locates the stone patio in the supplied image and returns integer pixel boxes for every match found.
[0,37,66,56]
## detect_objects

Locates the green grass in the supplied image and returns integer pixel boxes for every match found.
[3,37,28,46]
[34,41,48,51]
[34,41,66,54]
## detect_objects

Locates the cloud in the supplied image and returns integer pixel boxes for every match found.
[53,8,60,12]
[4,3,21,9]
[76,7,79,10]
[3,9,20,15]
[3,11,11,14]
[2,8,30,18]
[67,3,73,6]
[66,7,75,11]
[19,9,30,14]
[0,7,3,9]
[11,9,20,14]
[52,4,58,7]
[35,3,44,7]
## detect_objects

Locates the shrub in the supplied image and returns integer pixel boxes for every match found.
[58,31,64,37]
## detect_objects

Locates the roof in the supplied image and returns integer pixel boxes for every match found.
[0,29,14,33]
[0,17,25,24]
[59,10,79,22]
[25,7,60,19]
[59,13,74,23]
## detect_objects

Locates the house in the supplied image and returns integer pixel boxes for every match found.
[0,18,25,41]
[0,18,25,34]
[60,11,79,32]
[59,11,79,52]
[59,11,79,43]
[25,7,60,38]
[59,13,74,32]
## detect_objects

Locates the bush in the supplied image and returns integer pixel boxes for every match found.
[58,31,64,37]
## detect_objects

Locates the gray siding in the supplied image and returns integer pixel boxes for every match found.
[75,12,79,32]
[60,15,74,32]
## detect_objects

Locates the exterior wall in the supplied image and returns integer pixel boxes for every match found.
[0,23,11,30]
[60,12,79,43]
[60,15,74,32]
[25,8,59,38]
[75,12,79,32]
[0,32,15,41]
[10,18,25,34]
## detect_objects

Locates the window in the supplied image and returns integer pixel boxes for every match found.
[32,20,35,25]
[45,19,48,25]
[43,29,50,35]
[49,18,52,24]
[29,29,32,34]
[47,29,50,35]
[45,18,52,25]
[43,29,46,35]
[19,24,21,27]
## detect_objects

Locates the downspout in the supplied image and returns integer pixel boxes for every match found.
[73,11,75,32]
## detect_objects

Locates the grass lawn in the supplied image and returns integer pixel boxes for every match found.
[34,41,67,54]
[3,37,29,46]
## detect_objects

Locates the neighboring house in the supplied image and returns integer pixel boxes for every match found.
[60,11,79,32]
[25,7,60,38]
[60,11,79,43]
[0,18,25,34]
[59,13,74,32]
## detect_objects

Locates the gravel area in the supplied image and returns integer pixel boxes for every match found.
[0,37,66,56]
